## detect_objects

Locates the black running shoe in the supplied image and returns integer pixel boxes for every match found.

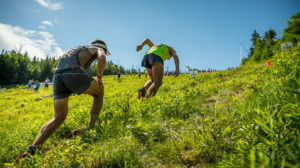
[22,145,37,157]
[16,145,37,162]
[138,87,146,99]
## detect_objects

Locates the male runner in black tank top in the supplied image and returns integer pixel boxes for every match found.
[19,39,110,159]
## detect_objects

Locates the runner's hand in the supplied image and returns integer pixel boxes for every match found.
[136,45,142,51]
[174,70,180,77]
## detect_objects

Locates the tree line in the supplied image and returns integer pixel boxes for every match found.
[0,50,137,86]
[0,51,56,86]
[243,12,300,63]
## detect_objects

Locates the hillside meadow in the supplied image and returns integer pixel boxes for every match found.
[1,43,299,167]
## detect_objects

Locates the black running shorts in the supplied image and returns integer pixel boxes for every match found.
[53,68,94,100]
[141,53,163,69]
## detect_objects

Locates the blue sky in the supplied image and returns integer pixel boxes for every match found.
[0,0,299,72]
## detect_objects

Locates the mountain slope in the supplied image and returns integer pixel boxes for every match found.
[0,43,299,167]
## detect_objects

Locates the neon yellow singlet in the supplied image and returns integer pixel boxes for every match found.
[144,44,171,61]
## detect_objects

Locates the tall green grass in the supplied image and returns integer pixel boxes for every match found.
[0,43,299,167]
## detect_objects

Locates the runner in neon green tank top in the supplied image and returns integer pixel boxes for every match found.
[136,38,180,99]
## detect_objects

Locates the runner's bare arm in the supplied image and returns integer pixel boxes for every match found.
[136,38,154,51]
[169,48,180,77]
[173,54,180,77]
[88,47,106,92]
[96,49,106,76]
[88,47,106,79]
[96,49,106,93]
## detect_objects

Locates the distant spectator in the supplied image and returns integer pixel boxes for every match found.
[31,79,35,89]
[34,80,40,93]
[45,78,50,88]
[118,71,121,78]
[28,80,32,88]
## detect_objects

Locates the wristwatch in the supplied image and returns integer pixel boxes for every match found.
[97,75,102,80]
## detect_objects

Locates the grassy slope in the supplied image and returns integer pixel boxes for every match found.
[0,43,299,167]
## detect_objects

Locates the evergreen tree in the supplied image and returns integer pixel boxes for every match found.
[16,54,30,83]
[0,54,15,85]
[283,12,300,43]
[248,30,260,58]
[251,29,260,46]
[262,43,273,60]
[264,29,276,43]
[252,37,264,61]
[31,66,41,81]
[262,29,276,57]
[40,56,53,81]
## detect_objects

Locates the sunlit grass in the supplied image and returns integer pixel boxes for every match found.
[1,44,299,167]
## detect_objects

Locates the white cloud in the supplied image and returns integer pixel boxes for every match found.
[38,25,46,30]
[38,20,53,30]
[41,20,53,27]
[35,0,63,10]
[0,23,64,59]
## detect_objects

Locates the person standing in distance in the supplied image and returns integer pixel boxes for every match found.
[44,77,50,88]
[136,38,180,99]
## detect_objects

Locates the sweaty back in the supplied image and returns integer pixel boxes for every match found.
[77,47,98,69]
[56,46,97,71]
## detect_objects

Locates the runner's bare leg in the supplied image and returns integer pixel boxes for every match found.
[89,95,103,127]
[147,63,163,98]
[83,80,103,127]
[144,68,153,90]
[33,97,69,146]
